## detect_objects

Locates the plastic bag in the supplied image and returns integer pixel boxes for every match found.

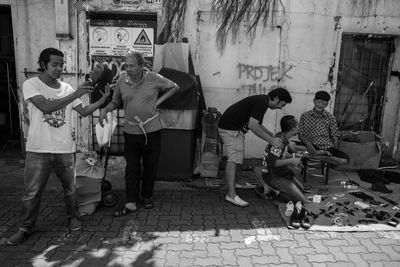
[76,153,104,179]
[95,112,117,147]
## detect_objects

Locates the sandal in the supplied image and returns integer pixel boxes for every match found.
[113,206,137,217]
[142,198,154,209]
[5,230,30,245]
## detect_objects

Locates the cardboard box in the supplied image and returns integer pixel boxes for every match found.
[338,131,381,170]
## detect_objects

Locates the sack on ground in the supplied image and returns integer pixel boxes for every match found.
[76,153,104,215]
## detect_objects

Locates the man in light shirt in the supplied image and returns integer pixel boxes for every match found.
[6,48,110,245]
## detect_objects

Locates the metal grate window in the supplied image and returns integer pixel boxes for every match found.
[334,34,394,133]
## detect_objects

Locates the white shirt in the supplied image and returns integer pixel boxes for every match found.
[23,77,82,153]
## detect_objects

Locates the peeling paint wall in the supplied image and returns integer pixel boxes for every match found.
[4,0,400,159]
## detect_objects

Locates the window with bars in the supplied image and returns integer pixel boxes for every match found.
[334,34,394,133]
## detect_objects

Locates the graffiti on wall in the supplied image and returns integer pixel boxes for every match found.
[238,62,294,95]
[91,55,153,82]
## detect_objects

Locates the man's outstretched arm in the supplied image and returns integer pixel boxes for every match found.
[29,85,93,114]
[74,85,111,117]
[248,117,283,148]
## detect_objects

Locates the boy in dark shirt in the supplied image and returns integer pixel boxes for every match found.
[260,115,308,203]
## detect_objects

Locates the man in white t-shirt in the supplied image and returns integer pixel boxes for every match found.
[6,48,110,245]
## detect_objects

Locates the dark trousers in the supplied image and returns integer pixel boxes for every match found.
[124,131,161,203]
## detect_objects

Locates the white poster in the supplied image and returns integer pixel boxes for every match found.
[89,20,154,57]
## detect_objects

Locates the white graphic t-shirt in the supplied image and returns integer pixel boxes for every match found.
[23,77,82,153]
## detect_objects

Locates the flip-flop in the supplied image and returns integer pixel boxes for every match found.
[4,231,30,245]
[142,198,154,209]
[113,206,137,217]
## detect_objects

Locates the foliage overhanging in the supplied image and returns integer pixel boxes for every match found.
[157,0,188,44]
[211,0,285,52]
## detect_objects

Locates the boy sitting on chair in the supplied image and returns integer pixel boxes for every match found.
[254,115,309,203]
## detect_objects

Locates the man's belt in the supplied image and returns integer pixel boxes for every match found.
[126,113,159,145]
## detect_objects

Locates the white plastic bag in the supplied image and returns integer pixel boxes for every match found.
[95,112,117,147]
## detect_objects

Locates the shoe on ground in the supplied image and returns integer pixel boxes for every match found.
[142,198,154,209]
[113,205,137,217]
[288,208,300,229]
[300,209,311,230]
[295,201,303,213]
[235,181,257,189]
[285,201,294,217]
[225,195,249,207]
[69,217,82,231]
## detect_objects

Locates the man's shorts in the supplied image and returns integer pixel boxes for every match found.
[218,128,244,164]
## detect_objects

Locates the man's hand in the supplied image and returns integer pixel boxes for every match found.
[287,157,301,167]
[306,143,317,156]
[100,83,112,98]
[270,137,284,149]
[75,84,93,97]
[98,109,108,127]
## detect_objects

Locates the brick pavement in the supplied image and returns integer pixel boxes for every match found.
[0,183,400,267]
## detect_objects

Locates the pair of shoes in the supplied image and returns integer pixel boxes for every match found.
[142,198,154,209]
[235,182,257,189]
[288,202,311,230]
[113,205,137,217]
[69,217,82,231]
[225,195,249,207]
[6,230,30,245]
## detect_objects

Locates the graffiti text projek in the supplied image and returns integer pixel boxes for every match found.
[238,62,294,82]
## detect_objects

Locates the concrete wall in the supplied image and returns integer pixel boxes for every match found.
[3,0,400,159]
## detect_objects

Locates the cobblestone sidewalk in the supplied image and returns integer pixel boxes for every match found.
[0,186,400,267]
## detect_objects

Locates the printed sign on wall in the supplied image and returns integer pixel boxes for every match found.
[89,19,154,57]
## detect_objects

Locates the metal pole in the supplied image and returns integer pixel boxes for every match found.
[6,62,13,136]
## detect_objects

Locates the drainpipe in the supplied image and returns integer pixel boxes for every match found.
[76,9,79,90]
[275,24,283,133]
[330,16,342,111]
[75,6,80,150]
